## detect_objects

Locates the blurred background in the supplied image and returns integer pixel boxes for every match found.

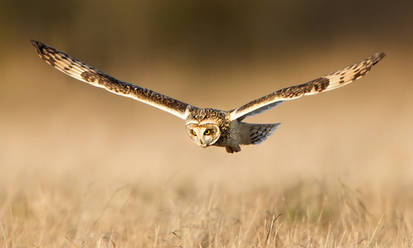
[0,0,413,246]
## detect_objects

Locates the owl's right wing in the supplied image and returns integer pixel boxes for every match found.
[31,40,195,120]
[229,52,385,121]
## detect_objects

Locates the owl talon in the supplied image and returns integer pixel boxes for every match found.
[225,145,241,153]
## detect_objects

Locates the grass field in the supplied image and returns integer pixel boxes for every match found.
[2,177,413,247]
[1,43,412,247]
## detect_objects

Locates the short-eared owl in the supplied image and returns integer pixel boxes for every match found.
[31,41,385,153]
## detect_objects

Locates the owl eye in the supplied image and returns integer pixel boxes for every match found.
[190,129,197,136]
[204,129,213,135]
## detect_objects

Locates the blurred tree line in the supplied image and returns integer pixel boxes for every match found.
[0,0,411,64]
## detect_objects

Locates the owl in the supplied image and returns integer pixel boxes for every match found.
[31,41,385,153]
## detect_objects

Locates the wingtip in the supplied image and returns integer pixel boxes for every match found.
[377,52,386,59]
[272,122,281,130]
[372,52,385,65]
[30,40,46,54]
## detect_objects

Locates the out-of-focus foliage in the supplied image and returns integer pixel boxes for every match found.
[1,0,411,63]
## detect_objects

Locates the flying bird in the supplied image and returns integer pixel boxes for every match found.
[31,40,385,153]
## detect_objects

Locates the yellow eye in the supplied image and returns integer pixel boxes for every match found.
[204,129,212,135]
[191,129,197,136]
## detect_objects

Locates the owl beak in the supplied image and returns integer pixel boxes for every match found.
[199,140,208,147]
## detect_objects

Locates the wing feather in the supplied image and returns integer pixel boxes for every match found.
[229,52,385,121]
[31,40,193,120]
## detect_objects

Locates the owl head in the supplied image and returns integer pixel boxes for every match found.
[185,121,221,147]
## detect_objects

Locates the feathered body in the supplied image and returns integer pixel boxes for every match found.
[31,40,385,153]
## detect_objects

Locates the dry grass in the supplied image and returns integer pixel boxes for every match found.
[1,42,413,247]
[2,177,413,247]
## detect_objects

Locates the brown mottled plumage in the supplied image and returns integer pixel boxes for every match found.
[31,40,385,153]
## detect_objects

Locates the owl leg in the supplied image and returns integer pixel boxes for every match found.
[225,145,241,153]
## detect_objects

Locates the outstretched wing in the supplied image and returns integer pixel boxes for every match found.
[31,40,194,120]
[229,52,385,121]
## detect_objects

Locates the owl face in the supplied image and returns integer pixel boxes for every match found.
[185,122,221,147]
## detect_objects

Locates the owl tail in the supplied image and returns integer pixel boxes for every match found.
[241,122,281,145]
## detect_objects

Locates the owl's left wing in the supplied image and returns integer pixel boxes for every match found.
[229,52,385,121]
[31,40,194,120]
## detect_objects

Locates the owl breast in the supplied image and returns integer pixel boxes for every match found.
[214,119,240,147]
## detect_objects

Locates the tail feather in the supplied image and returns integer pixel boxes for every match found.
[241,123,281,145]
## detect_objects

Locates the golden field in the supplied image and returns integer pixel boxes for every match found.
[1,1,413,247]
